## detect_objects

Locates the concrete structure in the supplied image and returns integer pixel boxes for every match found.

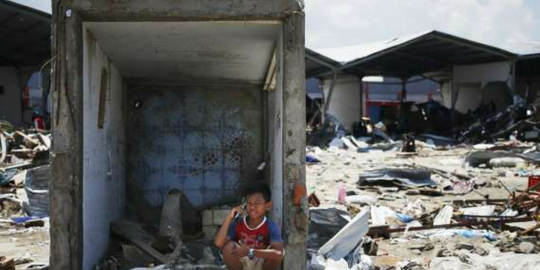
[0,0,51,125]
[50,1,306,270]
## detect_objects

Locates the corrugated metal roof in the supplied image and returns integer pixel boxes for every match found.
[308,30,516,79]
[0,0,51,67]
[305,48,341,78]
[313,31,432,64]
[506,42,540,57]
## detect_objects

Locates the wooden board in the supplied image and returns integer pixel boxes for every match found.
[111,220,168,264]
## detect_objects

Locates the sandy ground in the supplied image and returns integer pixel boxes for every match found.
[0,171,49,269]
[0,225,49,269]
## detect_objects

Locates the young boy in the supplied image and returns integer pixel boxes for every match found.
[214,183,284,270]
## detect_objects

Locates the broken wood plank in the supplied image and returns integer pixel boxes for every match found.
[111,220,168,264]
[412,163,472,180]
[37,134,51,149]
[14,131,40,148]
[519,222,540,235]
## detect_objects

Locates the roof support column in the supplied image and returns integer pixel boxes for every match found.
[511,58,517,104]
[281,11,307,270]
[399,77,408,123]
[359,76,364,119]
[322,68,339,121]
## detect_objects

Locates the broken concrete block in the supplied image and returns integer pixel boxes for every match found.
[212,209,230,225]
[202,226,218,239]
[158,189,182,238]
[202,210,213,226]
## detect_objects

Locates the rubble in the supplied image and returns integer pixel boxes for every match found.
[306,120,540,270]
[0,125,51,268]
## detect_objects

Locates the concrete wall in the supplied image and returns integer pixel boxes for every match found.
[453,62,512,87]
[323,75,360,130]
[82,28,126,270]
[0,66,21,124]
[441,62,513,113]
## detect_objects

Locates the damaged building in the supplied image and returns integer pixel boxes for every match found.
[0,0,51,126]
[306,30,527,137]
[49,0,307,270]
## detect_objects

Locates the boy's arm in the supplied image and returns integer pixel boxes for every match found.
[254,242,284,260]
[253,220,283,260]
[213,205,243,249]
[232,241,284,261]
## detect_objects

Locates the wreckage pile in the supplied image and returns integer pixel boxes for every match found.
[305,127,540,269]
[0,121,51,270]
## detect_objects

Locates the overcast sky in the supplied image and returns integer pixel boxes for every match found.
[306,0,540,52]
[10,0,540,53]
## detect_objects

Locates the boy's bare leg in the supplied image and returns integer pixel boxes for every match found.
[262,258,282,270]
[222,241,244,270]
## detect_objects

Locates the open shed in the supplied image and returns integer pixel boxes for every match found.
[309,30,518,129]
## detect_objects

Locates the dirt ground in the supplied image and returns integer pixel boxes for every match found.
[0,224,49,269]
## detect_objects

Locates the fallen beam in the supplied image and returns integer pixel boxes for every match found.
[367,217,534,235]
[111,220,168,264]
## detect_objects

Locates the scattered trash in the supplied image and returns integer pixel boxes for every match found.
[345,195,377,205]
[24,166,50,217]
[358,169,437,188]
[306,154,322,163]
[433,205,453,225]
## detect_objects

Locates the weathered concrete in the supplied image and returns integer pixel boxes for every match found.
[82,26,126,270]
[50,1,83,270]
[282,11,307,270]
[62,0,302,21]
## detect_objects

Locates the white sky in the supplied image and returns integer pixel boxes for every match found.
[9,0,540,54]
[306,0,540,53]
[9,0,51,13]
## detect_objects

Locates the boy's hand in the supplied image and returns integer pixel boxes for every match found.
[228,205,244,220]
[231,241,250,259]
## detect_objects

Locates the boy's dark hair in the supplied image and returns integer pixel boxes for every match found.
[244,182,272,202]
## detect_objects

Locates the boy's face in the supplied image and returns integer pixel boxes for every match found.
[246,193,272,220]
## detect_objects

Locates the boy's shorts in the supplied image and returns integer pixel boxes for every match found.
[239,256,265,270]
[237,244,284,270]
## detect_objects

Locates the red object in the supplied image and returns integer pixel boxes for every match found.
[34,117,45,130]
[22,87,30,108]
[528,176,540,189]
